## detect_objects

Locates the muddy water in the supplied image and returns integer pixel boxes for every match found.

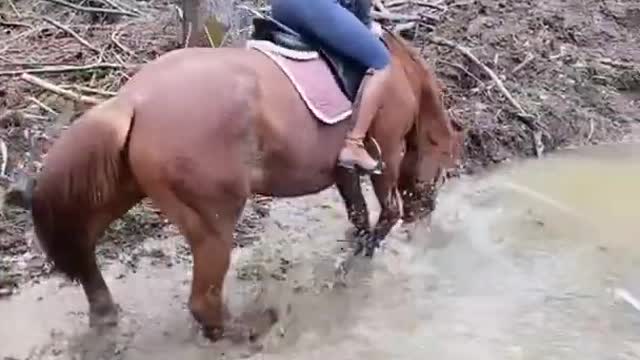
[2,142,640,360]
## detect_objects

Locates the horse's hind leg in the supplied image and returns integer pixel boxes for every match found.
[146,182,244,340]
[134,148,270,341]
[81,185,143,328]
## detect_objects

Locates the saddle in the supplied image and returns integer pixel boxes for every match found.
[250,17,379,102]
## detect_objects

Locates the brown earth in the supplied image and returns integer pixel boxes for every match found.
[0,0,638,298]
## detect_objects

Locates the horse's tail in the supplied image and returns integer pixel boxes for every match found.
[3,96,137,281]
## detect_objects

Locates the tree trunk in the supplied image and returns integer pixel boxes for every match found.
[180,0,252,48]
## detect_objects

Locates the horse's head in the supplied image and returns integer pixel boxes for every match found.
[382,29,464,223]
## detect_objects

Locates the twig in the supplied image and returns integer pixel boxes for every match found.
[28,96,59,116]
[101,0,142,16]
[586,118,595,142]
[202,25,215,48]
[0,27,40,55]
[111,30,138,58]
[0,20,33,28]
[438,59,483,85]
[0,63,133,76]
[385,0,447,11]
[373,0,391,14]
[62,84,117,97]
[19,73,102,105]
[43,0,139,17]
[0,139,7,178]
[372,10,439,23]
[511,53,535,75]
[7,0,20,17]
[393,21,416,33]
[41,16,100,53]
[598,58,637,70]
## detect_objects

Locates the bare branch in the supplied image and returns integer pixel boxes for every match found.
[427,35,545,156]
[427,35,529,117]
[0,139,7,178]
[0,63,134,76]
[41,16,100,53]
[62,84,117,97]
[111,30,138,58]
[28,96,59,116]
[511,53,535,75]
[6,0,21,17]
[43,0,139,17]
[19,73,103,105]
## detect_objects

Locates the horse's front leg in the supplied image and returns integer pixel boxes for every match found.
[358,148,404,257]
[335,168,371,241]
[333,168,372,280]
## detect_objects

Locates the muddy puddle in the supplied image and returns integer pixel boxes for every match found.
[2,142,640,360]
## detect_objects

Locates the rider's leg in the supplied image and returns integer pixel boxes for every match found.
[271,0,392,174]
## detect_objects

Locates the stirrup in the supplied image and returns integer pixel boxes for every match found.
[337,158,384,175]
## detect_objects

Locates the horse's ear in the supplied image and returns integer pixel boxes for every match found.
[3,175,36,210]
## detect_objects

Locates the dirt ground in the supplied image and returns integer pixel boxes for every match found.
[0,0,638,306]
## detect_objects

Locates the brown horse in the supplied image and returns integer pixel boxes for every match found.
[4,26,461,341]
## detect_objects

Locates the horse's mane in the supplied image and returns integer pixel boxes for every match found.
[383,28,463,169]
[383,29,430,74]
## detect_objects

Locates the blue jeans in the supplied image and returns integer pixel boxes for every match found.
[270,0,391,70]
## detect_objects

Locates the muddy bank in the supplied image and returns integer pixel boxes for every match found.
[2,142,640,359]
[416,0,639,171]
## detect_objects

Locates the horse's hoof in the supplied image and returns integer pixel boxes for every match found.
[364,243,377,257]
[202,325,225,342]
[89,308,119,329]
[216,308,278,344]
[358,234,380,258]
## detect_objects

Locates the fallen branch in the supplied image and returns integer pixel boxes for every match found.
[0,139,7,178]
[385,0,447,11]
[0,63,134,76]
[42,16,100,53]
[427,35,544,156]
[19,73,102,105]
[101,0,142,16]
[438,59,483,85]
[373,0,391,14]
[511,53,535,75]
[7,0,20,17]
[598,58,637,70]
[393,21,418,34]
[111,30,138,58]
[43,0,139,17]
[0,27,40,56]
[427,35,529,117]
[0,20,33,28]
[28,96,59,116]
[63,84,117,97]
[372,10,439,23]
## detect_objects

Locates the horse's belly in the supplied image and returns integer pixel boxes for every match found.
[250,134,345,197]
